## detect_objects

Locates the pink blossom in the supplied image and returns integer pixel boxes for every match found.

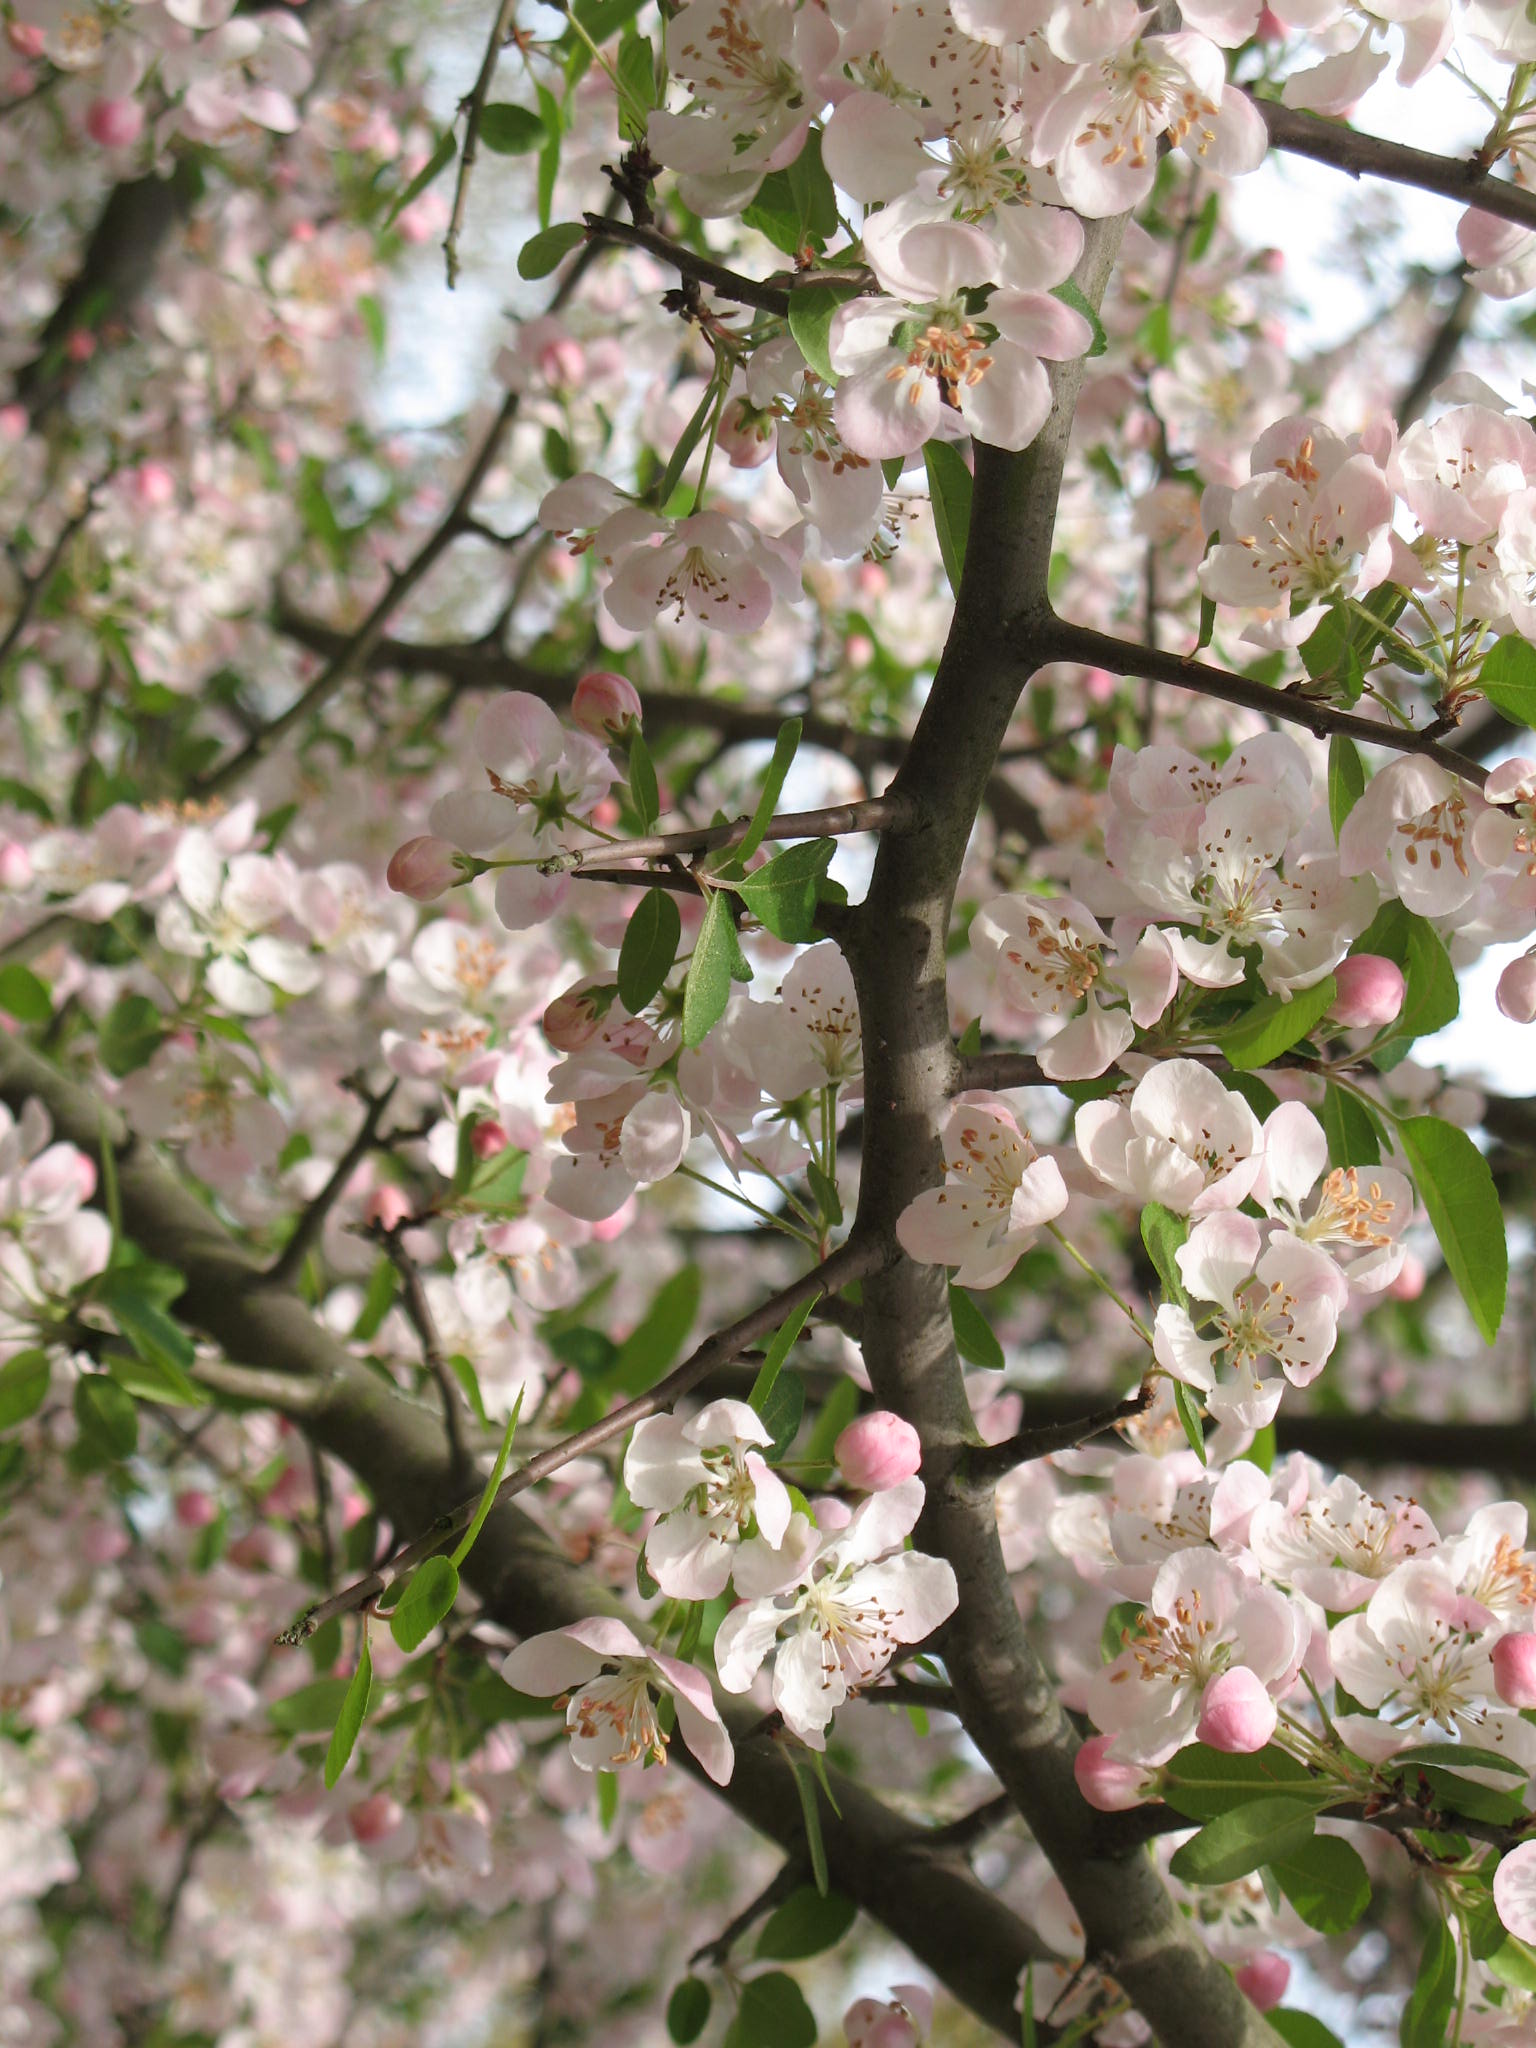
[1235,1954,1291,2011]
[835,1411,922,1492]
[1196,1666,1278,1753]
[386,836,459,902]
[1492,1632,1536,1708]
[1330,954,1405,1029]
[571,671,642,740]
[1072,1735,1156,1812]
[1497,953,1536,1022]
[84,96,143,147]
[897,1101,1069,1289]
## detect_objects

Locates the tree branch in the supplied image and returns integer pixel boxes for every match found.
[1255,97,1536,234]
[0,1027,1039,2038]
[582,214,798,315]
[1037,617,1491,787]
[965,1383,1156,1483]
[839,188,1284,2048]
[539,796,912,874]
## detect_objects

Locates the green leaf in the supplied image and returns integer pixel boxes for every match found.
[97,1271,200,1400]
[0,963,50,1023]
[1399,1919,1457,2048]
[741,132,839,254]
[725,1972,817,2048]
[1166,1799,1319,1886]
[1327,734,1366,838]
[654,376,721,508]
[1269,2015,1344,2048]
[1388,1742,1528,1777]
[949,1284,1003,1369]
[1140,1201,1189,1308]
[1217,975,1337,1071]
[517,221,586,280]
[787,280,861,382]
[1269,1833,1370,1933]
[758,1368,806,1461]
[1051,277,1107,357]
[1101,1599,1141,1663]
[351,1257,399,1343]
[479,102,546,153]
[924,440,973,595]
[1483,1932,1536,1994]
[385,130,456,228]
[628,729,660,830]
[748,1296,817,1412]
[1398,1114,1506,1343]
[617,889,682,1013]
[683,892,751,1047]
[1476,633,1536,724]
[736,717,803,867]
[737,838,835,942]
[358,293,385,359]
[615,30,657,142]
[74,1375,138,1459]
[1137,302,1174,366]
[98,993,166,1077]
[596,1769,619,1830]
[0,1350,49,1430]
[268,1676,351,1734]
[785,1757,831,1898]
[323,1633,373,1789]
[1321,1081,1381,1171]
[756,1885,855,1959]
[1160,1744,1321,1822]
[806,1159,841,1227]
[451,1387,524,1568]
[535,84,561,230]
[1173,1379,1205,1465]
[1298,604,1364,703]
[389,1554,460,1653]
[613,1267,702,1392]
[800,1373,858,1472]
[667,1978,712,2045]
[466,1145,529,1214]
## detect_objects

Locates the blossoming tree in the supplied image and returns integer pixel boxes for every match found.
[14,0,1536,2039]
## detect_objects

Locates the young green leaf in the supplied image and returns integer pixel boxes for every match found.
[517,221,586,279]
[756,1885,856,1959]
[1327,734,1366,838]
[924,440,972,595]
[735,717,803,867]
[682,892,752,1046]
[1321,1081,1381,1170]
[0,963,50,1023]
[666,1978,712,2046]
[612,1268,702,1392]
[323,1632,373,1789]
[74,1375,139,1459]
[478,103,546,153]
[0,1350,49,1431]
[948,1284,1003,1369]
[786,279,861,382]
[1399,1919,1457,2048]
[1217,975,1337,1071]
[1166,1798,1319,1886]
[736,838,835,942]
[1476,633,1536,723]
[385,130,456,228]
[450,1387,525,1569]
[785,1755,830,1897]
[1268,1834,1370,1934]
[724,1971,817,2048]
[389,1554,461,1653]
[1398,1114,1506,1344]
[748,1295,817,1411]
[628,728,660,830]
[1140,1202,1189,1307]
[1173,1379,1206,1465]
[617,887,682,1013]
[758,1368,806,1461]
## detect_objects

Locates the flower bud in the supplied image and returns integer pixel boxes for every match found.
[1072,1734,1154,1812]
[0,839,32,890]
[717,394,776,470]
[543,982,609,1051]
[835,1411,922,1492]
[571,670,642,739]
[386,835,459,901]
[7,21,46,55]
[470,1119,510,1160]
[1498,953,1536,1024]
[1235,1953,1290,2011]
[85,96,144,148]
[365,1186,413,1231]
[1331,954,1405,1029]
[538,336,585,389]
[1387,1252,1425,1303]
[175,1489,218,1529]
[129,461,176,510]
[349,1791,405,1844]
[1493,1631,1536,1709]
[65,329,96,363]
[1196,1667,1277,1754]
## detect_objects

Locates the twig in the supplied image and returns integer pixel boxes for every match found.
[867,1674,960,1713]
[965,1383,1155,1485]
[1037,616,1492,787]
[373,1222,472,1482]
[268,1078,397,1284]
[956,1051,1049,1094]
[688,1860,804,1967]
[1254,96,1536,234]
[1396,274,1477,427]
[276,1235,888,1644]
[919,1792,1015,1853]
[539,796,912,874]
[582,214,807,316]
[0,488,101,681]
[443,0,519,289]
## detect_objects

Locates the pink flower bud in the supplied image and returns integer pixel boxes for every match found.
[1254,6,1285,38]
[1197,1668,1277,1754]
[717,394,776,470]
[0,405,26,442]
[1073,1735,1154,1812]
[365,1186,413,1231]
[349,1792,405,1843]
[85,96,144,148]
[1387,1252,1425,1303]
[538,336,585,388]
[65,329,96,363]
[1498,953,1536,1023]
[543,983,608,1051]
[835,1411,922,1491]
[7,22,46,56]
[175,1489,218,1529]
[1493,1632,1536,1709]
[572,670,642,739]
[0,840,32,890]
[1235,1953,1290,2011]
[1331,954,1405,1029]
[129,461,176,509]
[386,835,458,901]
[82,1521,130,1565]
[470,1119,509,1160]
